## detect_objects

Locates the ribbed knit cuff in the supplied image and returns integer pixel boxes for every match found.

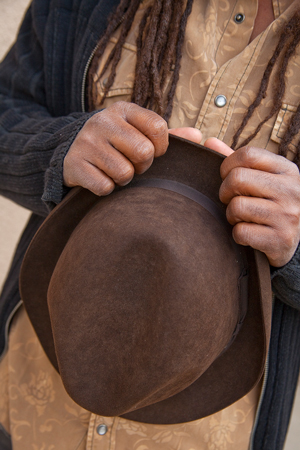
[42,111,96,210]
[271,241,300,310]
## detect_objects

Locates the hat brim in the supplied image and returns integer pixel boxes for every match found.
[20,135,272,424]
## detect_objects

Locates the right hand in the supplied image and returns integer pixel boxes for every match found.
[63,101,169,196]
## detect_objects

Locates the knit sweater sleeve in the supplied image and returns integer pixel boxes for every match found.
[0,2,95,216]
[271,243,300,311]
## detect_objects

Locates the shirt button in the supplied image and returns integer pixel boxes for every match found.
[97,424,108,435]
[234,13,245,24]
[214,95,227,108]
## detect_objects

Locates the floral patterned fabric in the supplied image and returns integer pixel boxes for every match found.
[0,307,261,449]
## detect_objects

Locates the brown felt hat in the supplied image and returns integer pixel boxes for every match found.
[20,135,272,424]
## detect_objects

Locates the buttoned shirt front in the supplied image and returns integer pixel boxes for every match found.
[91,0,299,158]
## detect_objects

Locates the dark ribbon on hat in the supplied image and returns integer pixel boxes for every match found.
[129,178,231,233]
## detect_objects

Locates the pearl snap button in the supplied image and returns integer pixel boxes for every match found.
[234,13,245,24]
[214,95,227,108]
[97,424,108,435]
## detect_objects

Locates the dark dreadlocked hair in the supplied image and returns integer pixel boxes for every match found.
[231,11,300,166]
[88,0,193,121]
[88,2,300,167]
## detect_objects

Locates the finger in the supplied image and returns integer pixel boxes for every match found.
[228,196,300,264]
[232,222,275,257]
[219,168,282,204]
[231,222,296,267]
[88,143,135,186]
[226,196,277,226]
[108,121,156,174]
[119,102,169,157]
[204,137,234,157]
[220,146,298,180]
[169,127,202,144]
[66,160,115,196]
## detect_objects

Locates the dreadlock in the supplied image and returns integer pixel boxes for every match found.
[88,2,300,168]
[231,11,300,168]
[88,0,193,121]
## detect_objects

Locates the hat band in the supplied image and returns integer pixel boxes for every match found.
[128,178,231,232]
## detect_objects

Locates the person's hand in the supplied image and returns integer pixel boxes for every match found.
[204,138,300,267]
[63,102,169,196]
[64,103,206,196]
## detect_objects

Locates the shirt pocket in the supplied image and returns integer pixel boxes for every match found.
[91,37,137,109]
[269,103,300,160]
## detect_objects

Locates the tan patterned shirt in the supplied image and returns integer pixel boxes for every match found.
[92,0,300,158]
[0,306,261,450]
[1,0,300,449]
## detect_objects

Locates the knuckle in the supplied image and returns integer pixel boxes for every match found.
[92,179,115,196]
[228,167,246,188]
[279,201,300,230]
[134,140,155,161]
[93,109,114,129]
[273,223,298,255]
[232,222,247,245]
[281,227,297,249]
[92,108,124,138]
[109,101,140,120]
[109,101,127,113]
[227,196,244,222]
[285,233,296,250]
[238,146,260,165]
[279,156,300,176]
[288,160,300,176]
[87,111,105,128]
[73,127,93,148]
[148,116,168,137]
[232,222,257,248]
[288,206,300,226]
[115,164,134,185]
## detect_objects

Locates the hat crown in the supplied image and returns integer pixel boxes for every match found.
[48,187,244,416]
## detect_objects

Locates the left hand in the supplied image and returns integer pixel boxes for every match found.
[205,138,300,267]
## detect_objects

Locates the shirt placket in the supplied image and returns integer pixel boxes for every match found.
[195,28,269,142]
[86,414,119,450]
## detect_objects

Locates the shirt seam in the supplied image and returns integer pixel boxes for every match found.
[214,0,239,58]
[109,417,118,450]
[197,61,230,129]
[87,414,96,450]
[276,108,288,140]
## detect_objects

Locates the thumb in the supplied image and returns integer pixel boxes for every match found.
[169,127,202,144]
[204,137,234,157]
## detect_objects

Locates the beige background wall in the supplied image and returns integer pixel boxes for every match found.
[0,0,299,447]
[0,0,31,291]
